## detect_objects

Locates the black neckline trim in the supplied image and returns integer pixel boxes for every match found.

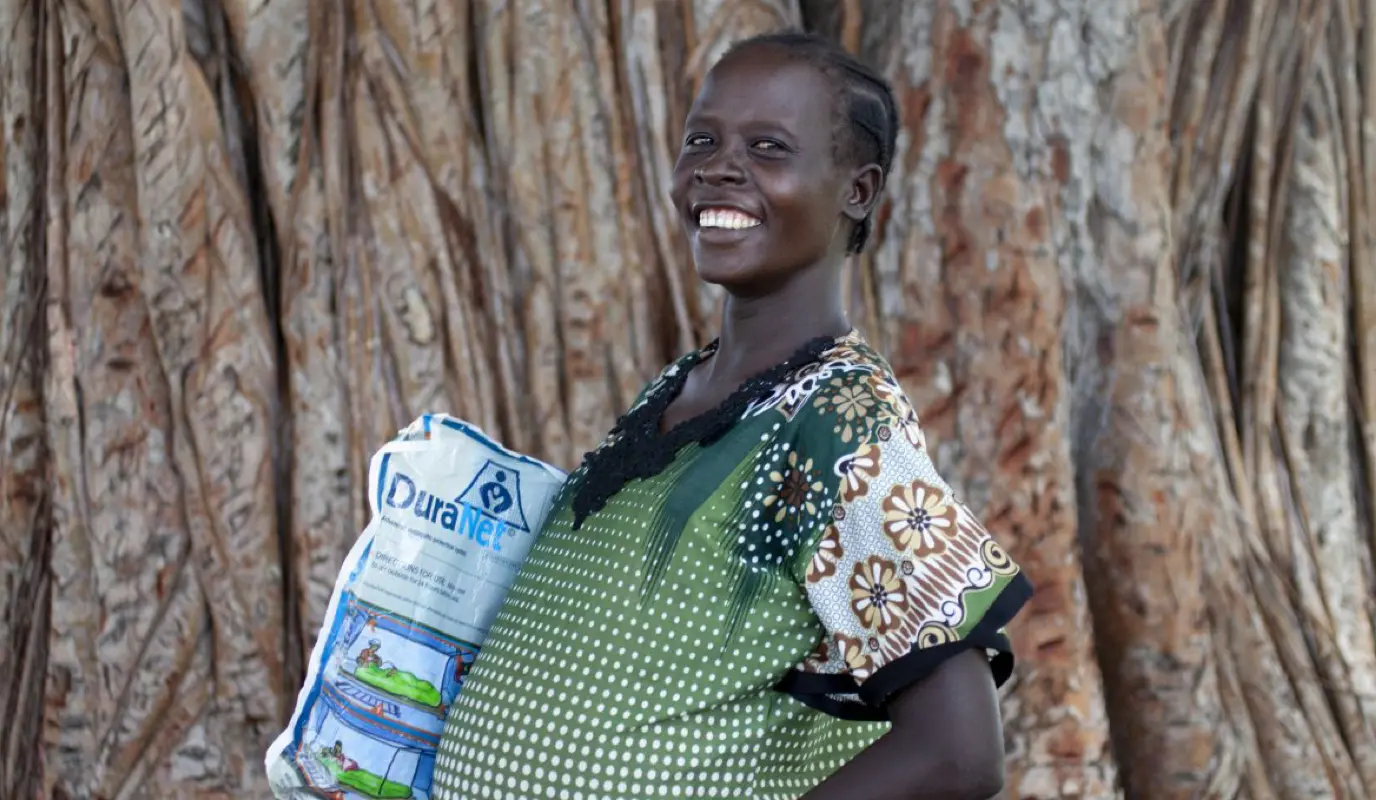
[569,334,842,530]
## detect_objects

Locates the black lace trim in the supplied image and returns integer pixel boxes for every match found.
[570,335,839,530]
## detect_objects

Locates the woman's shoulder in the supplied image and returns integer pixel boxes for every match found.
[748,332,922,444]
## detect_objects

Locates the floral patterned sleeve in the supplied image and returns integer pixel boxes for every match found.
[781,386,1034,719]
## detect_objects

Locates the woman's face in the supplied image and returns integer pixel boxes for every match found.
[670,47,860,295]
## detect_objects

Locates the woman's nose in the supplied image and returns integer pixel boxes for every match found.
[694,147,747,185]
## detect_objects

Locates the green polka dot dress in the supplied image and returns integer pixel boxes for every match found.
[432,332,1032,799]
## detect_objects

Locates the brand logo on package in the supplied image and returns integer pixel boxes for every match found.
[456,461,534,533]
[383,459,533,551]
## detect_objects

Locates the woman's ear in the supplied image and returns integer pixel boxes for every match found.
[841,163,884,223]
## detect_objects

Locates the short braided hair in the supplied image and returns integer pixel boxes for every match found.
[722,30,899,253]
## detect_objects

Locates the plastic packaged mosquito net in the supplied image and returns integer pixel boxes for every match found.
[266,413,566,799]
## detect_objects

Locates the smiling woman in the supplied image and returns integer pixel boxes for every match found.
[429,30,1032,800]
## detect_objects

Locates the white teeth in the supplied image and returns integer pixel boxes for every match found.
[698,208,761,230]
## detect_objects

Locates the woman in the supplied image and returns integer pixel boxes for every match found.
[432,30,1033,800]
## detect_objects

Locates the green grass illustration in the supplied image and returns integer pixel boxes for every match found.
[321,756,412,798]
[354,663,441,707]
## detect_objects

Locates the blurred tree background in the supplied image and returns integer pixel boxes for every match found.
[2,0,1374,797]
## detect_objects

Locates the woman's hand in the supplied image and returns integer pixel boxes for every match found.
[798,648,1007,800]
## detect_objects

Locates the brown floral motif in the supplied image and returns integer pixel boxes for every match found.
[848,556,907,633]
[835,633,875,681]
[881,480,960,556]
[814,378,877,442]
[763,450,825,523]
[806,525,845,583]
[833,444,881,503]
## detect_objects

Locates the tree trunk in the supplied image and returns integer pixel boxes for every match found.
[1,1,1372,798]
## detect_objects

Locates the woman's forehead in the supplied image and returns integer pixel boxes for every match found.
[690,53,835,127]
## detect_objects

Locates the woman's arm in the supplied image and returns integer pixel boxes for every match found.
[799,649,1006,800]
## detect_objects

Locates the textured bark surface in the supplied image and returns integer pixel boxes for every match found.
[0,2,49,796]
[1069,7,1235,796]
[2,0,1374,798]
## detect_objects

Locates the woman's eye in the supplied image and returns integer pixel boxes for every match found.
[685,134,712,147]
[752,139,783,152]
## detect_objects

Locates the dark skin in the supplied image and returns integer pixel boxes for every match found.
[664,45,1007,799]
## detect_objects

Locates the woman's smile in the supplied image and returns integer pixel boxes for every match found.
[697,206,762,230]
[693,203,765,247]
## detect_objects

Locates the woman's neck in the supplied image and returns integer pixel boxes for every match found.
[707,261,850,386]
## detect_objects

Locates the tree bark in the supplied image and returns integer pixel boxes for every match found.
[0,3,50,797]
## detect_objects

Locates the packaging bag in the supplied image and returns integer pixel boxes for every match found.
[266,413,566,799]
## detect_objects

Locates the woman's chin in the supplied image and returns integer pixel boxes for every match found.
[693,260,764,291]
[692,249,824,298]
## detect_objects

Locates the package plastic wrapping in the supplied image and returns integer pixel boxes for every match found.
[266,414,566,799]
